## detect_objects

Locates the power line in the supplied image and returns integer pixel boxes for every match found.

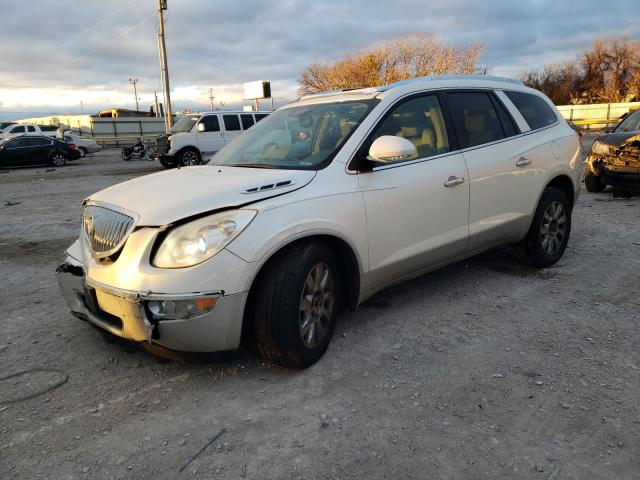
[56,14,156,72]
[16,1,134,70]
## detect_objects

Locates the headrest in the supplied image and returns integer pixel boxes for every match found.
[399,126,418,136]
[465,113,485,133]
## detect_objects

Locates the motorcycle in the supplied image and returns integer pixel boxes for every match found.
[121,138,158,161]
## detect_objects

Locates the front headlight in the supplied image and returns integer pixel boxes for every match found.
[591,140,612,156]
[153,209,256,268]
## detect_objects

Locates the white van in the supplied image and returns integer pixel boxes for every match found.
[161,111,269,167]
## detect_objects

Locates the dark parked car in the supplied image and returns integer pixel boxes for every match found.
[0,135,80,167]
[584,109,640,194]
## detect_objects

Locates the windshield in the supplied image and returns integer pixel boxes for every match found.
[211,100,378,170]
[170,114,199,134]
[615,110,640,133]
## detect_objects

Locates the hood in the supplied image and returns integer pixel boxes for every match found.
[86,166,316,226]
[597,131,640,147]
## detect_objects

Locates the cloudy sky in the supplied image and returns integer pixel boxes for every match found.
[1,0,639,117]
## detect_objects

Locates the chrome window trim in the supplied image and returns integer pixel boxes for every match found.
[346,87,561,174]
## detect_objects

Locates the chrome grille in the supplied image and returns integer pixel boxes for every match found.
[83,205,136,258]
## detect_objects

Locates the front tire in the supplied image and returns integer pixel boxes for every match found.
[584,171,606,193]
[516,187,571,267]
[78,147,87,158]
[253,242,341,369]
[179,147,201,166]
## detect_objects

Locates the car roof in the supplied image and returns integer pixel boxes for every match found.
[292,74,535,107]
[198,111,271,116]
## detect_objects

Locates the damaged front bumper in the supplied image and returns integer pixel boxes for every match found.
[56,258,247,352]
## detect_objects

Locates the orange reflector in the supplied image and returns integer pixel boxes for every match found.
[195,297,216,311]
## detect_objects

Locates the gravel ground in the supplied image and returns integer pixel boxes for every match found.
[1,139,639,479]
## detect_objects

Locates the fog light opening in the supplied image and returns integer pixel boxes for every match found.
[146,297,217,320]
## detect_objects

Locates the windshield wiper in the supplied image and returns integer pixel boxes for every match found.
[229,163,276,169]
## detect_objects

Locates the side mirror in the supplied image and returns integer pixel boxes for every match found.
[197,123,206,133]
[368,136,417,163]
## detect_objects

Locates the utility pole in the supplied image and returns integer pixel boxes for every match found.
[208,88,215,111]
[128,78,139,111]
[80,100,84,115]
[157,0,172,131]
[154,91,160,117]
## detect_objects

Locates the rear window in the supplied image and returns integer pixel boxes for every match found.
[254,114,268,122]
[446,92,507,148]
[505,91,557,130]
[40,125,58,132]
[240,114,254,130]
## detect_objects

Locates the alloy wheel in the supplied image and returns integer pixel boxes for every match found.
[51,153,65,166]
[299,262,335,349]
[540,200,566,255]
[182,150,199,165]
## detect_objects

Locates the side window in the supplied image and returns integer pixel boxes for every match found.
[223,115,241,131]
[504,91,557,130]
[446,92,506,148]
[11,126,26,133]
[368,95,450,163]
[240,114,255,130]
[199,115,220,132]
[254,114,268,122]
[23,137,41,146]
[27,126,36,132]
[7,138,26,148]
[31,137,51,146]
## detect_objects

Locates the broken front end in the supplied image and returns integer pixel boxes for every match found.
[585,134,640,193]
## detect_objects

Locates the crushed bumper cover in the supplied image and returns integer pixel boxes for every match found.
[56,262,247,352]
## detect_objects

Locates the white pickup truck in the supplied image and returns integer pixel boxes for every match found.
[0,124,59,139]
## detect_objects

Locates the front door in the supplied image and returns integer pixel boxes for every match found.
[356,94,470,292]
[196,114,225,159]
[2,137,28,166]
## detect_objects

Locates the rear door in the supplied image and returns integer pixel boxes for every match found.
[444,90,545,250]
[28,137,55,164]
[222,114,242,143]
[196,114,225,157]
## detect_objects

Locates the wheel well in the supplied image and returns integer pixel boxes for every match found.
[177,146,201,157]
[241,235,361,344]
[546,175,575,207]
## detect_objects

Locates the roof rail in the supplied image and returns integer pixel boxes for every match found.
[377,74,523,92]
[301,74,523,100]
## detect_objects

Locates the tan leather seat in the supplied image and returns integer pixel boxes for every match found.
[465,113,493,146]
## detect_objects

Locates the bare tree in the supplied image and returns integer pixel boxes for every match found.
[521,36,640,105]
[298,33,485,95]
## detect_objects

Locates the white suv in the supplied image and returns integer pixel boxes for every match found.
[162,111,269,167]
[57,75,581,368]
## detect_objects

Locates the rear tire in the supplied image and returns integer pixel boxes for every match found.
[515,187,571,268]
[584,171,606,193]
[48,152,67,167]
[179,147,201,166]
[253,242,341,369]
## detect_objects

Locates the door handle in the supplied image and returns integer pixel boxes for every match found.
[516,156,532,167]
[443,176,465,187]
